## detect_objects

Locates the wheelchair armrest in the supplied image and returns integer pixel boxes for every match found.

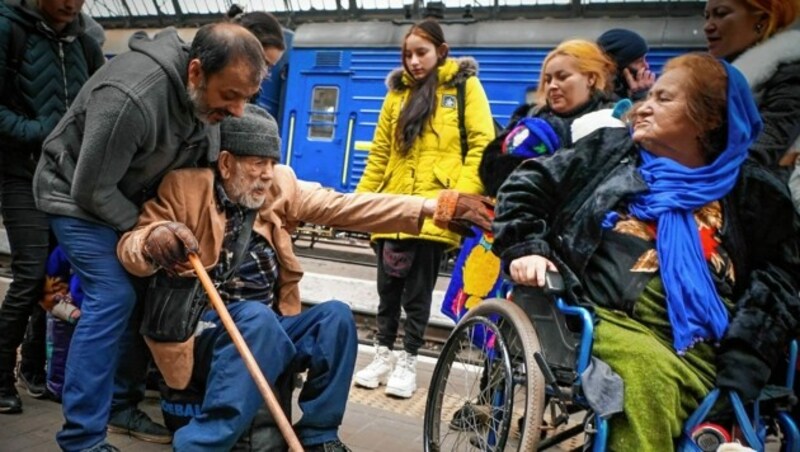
[544,271,565,295]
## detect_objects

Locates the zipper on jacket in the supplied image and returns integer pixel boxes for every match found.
[58,42,69,109]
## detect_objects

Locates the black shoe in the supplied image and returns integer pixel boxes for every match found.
[449,402,490,431]
[0,373,22,414]
[17,368,47,399]
[80,441,121,452]
[305,439,352,452]
[107,407,172,444]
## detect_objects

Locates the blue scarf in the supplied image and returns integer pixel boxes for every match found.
[604,61,763,353]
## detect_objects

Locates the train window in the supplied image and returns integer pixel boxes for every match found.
[308,86,339,140]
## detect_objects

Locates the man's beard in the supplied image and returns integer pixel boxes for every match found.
[187,78,229,125]
[187,80,212,124]
[224,164,268,210]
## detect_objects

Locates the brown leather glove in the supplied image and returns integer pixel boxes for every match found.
[433,190,494,237]
[143,222,199,272]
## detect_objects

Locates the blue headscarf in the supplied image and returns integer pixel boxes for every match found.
[604,60,763,353]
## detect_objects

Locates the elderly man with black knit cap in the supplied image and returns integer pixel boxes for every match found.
[116,104,492,451]
[597,28,655,100]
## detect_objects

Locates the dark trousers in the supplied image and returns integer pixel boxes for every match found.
[173,300,358,450]
[0,174,49,376]
[375,239,445,355]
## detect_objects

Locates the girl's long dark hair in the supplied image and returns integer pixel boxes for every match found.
[395,19,448,155]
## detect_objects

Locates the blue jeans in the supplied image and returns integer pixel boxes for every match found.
[173,301,357,451]
[49,215,147,451]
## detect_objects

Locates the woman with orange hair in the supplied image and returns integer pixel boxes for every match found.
[704,0,800,178]
[494,52,800,451]
[479,39,618,196]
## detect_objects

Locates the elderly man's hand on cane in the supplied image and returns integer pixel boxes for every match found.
[143,222,200,274]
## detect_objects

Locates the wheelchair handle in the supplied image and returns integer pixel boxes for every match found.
[544,271,565,294]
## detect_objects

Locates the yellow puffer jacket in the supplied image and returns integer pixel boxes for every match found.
[356,57,495,249]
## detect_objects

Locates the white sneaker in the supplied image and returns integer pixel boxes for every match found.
[385,351,417,398]
[354,345,395,389]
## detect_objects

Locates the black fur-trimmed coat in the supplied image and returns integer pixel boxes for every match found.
[493,126,800,400]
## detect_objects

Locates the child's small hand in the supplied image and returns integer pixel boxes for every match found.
[41,276,69,311]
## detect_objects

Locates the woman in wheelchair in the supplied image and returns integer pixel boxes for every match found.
[491,52,800,451]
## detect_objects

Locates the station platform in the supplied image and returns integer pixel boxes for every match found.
[0,220,462,451]
[0,345,437,452]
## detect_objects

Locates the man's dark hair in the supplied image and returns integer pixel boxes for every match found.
[189,23,266,85]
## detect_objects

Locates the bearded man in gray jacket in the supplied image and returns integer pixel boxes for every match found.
[33,22,265,452]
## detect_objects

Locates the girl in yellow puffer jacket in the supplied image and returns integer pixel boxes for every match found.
[354,18,495,399]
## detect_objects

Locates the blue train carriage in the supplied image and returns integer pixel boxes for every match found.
[281,17,706,192]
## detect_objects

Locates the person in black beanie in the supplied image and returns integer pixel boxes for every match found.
[597,28,655,100]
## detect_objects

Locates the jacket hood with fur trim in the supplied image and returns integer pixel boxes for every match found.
[733,29,800,90]
[385,57,478,92]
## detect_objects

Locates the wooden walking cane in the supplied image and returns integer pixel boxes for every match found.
[188,253,304,452]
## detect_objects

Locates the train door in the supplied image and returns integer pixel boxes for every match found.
[284,75,354,191]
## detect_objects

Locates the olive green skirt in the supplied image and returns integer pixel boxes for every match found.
[592,278,729,451]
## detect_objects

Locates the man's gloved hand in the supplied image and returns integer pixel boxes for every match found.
[143,222,199,272]
[715,346,770,403]
[433,190,494,237]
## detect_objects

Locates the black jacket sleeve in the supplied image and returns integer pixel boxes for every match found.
[717,163,800,400]
[492,128,633,265]
[748,62,800,179]
[478,131,526,198]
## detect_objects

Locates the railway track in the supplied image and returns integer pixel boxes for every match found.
[0,251,452,356]
[292,230,456,277]
[343,301,451,357]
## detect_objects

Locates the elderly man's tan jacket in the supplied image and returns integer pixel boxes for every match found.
[117,165,426,317]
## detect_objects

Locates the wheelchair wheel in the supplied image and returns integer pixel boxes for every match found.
[424,299,546,451]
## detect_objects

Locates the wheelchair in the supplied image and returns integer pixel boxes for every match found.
[422,274,799,452]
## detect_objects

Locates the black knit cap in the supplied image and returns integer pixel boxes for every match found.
[220,104,281,160]
[597,28,649,70]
